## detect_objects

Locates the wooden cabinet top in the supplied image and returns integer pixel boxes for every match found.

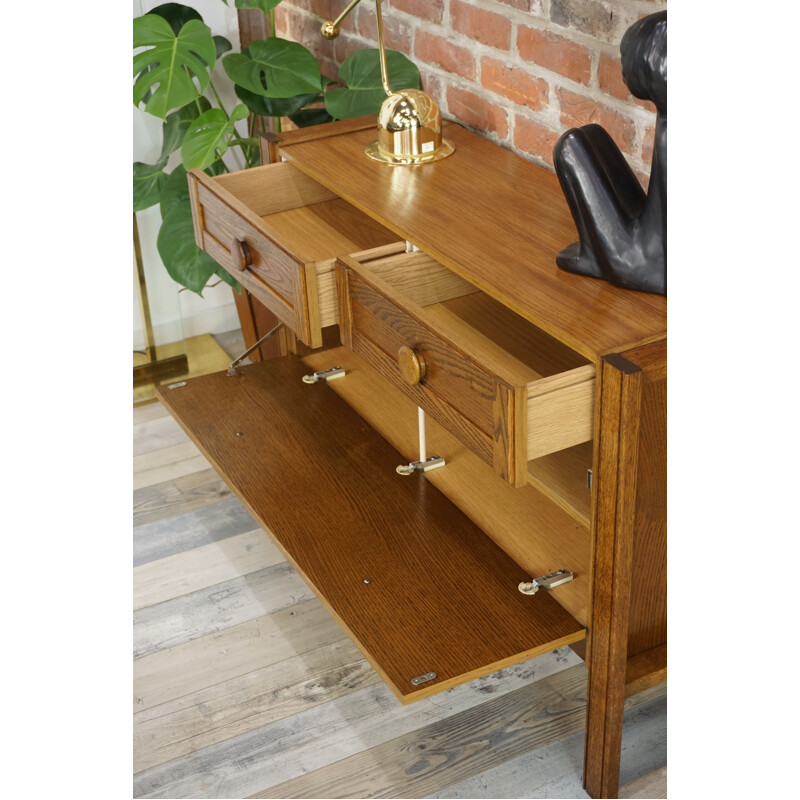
[279,119,666,362]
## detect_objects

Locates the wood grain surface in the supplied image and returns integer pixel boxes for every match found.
[303,347,592,626]
[156,355,585,703]
[582,340,667,799]
[279,121,666,361]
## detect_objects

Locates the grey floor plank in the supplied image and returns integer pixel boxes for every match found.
[619,766,667,799]
[134,401,171,426]
[254,663,590,799]
[134,468,234,527]
[132,650,581,799]
[133,562,314,658]
[133,599,349,712]
[427,692,666,799]
[133,637,377,773]
[134,496,256,566]
[134,413,192,456]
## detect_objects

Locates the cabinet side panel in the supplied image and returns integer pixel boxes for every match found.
[624,342,667,657]
[583,355,642,799]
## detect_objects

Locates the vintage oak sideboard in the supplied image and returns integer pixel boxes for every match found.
[157,117,667,798]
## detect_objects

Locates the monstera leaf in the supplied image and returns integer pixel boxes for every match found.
[223,0,283,11]
[289,107,334,128]
[234,85,320,117]
[157,200,218,294]
[146,3,202,34]
[325,49,420,120]
[133,158,168,212]
[223,38,322,98]
[159,98,211,159]
[133,15,217,119]
[181,105,249,170]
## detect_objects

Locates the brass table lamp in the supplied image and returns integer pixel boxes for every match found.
[321,0,454,165]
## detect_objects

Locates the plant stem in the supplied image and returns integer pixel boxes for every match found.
[207,79,228,116]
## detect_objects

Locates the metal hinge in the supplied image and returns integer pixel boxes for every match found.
[518,569,574,596]
[396,456,446,475]
[302,366,346,384]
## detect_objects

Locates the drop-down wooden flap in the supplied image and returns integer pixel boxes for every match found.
[156,355,585,703]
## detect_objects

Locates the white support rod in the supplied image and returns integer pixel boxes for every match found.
[418,407,427,463]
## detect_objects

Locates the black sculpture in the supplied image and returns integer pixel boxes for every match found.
[553,11,666,295]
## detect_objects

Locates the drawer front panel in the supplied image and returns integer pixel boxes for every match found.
[200,228,300,333]
[348,272,497,437]
[197,183,299,307]
[195,181,314,344]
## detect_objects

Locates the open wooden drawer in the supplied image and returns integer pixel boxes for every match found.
[188,161,399,348]
[156,355,585,704]
[337,248,596,487]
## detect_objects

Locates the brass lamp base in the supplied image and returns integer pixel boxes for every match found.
[368,88,455,166]
[365,138,455,165]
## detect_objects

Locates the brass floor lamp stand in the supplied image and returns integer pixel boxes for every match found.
[133,213,189,390]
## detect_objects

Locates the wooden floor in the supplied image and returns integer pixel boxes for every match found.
[132,330,666,799]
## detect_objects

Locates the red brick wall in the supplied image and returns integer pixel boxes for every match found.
[275,0,665,181]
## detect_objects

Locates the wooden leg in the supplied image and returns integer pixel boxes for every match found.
[582,354,643,798]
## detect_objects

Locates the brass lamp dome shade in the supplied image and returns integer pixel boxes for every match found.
[366,89,454,165]
[321,0,454,166]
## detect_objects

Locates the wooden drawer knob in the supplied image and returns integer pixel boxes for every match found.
[231,238,252,271]
[398,346,426,386]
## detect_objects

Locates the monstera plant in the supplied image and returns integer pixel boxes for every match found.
[133,0,420,294]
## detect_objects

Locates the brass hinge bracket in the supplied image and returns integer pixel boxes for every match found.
[518,569,574,596]
[302,366,346,384]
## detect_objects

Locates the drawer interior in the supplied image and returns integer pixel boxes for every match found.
[194,162,399,346]
[211,161,395,258]
[343,249,596,464]
[362,250,591,380]
[156,356,585,704]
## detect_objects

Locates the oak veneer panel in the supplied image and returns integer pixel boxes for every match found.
[624,340,667,657]
[280,121,666,361]
[527,442,593,526]
[156,357,585,703]
[624,645,667,698]
[303,347,591,626]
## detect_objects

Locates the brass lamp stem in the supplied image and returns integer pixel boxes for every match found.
[374,0,391,97]
[321,0,392,96]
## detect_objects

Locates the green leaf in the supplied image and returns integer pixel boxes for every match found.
[205,159,228,177]
[148,3,202,35]
[158,164,190,217]
[213,35,233,60]
[159,98,211,159]
[133,158,168,211]
[181,105,248,170]
[324,49,420,120]
[222,39,322,98]
[221,1,283,12]
[157,199,220,295]
[289,107,333,128]
[133,15,217,119]
[214,264,242,292]
[234,85,319,117]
